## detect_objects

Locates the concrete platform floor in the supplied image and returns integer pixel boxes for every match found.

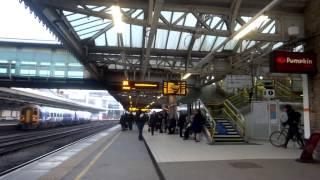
[143,128,320,180]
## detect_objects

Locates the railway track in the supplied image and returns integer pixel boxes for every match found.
[0,121,116,156]
[0,121,118,176]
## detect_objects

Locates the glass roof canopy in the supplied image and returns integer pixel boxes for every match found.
[59,4,283,73]
[21,0,306,85]
[63,7,277,52]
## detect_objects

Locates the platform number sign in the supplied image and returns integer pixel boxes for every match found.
[264,89,275,98]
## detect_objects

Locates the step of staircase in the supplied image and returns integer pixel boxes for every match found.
[213,118,245,143]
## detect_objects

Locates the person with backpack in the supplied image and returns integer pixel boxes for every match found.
[282,104,304,148]
[192,110,206,142]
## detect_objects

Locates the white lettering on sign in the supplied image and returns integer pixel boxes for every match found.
[287,57,313,64]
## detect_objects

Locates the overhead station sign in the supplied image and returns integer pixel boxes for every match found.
[163,81,187,96]
[270,51,317,74]
[122,80,159,91]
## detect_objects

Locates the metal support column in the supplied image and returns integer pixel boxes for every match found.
[302,74,310,139]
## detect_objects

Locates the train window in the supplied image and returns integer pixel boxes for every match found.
[33,110,38,115]
[50,113,53,117]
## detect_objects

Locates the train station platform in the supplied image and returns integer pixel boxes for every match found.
[1,125,319,180]
[143,130,320,180]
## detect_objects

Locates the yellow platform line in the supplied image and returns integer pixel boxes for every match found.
[74,132,121,180]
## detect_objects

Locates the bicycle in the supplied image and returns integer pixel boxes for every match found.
[269,126,304,148]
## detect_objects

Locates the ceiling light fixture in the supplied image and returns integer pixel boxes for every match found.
[111,5,124,33]
[233,15,269,40]
[182,73,192,80]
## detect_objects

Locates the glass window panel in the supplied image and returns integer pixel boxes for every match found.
[184,13,197,27]
[131,25,143,48]
[11,69,15,74]
[21,61,36,65]
[55,63,65,66]
[272,42,284,50]
[0,68,7,73]
[79,31,99,40]
[131,9,143,18]
[224,39,238,50]
[262,21,275,34]
[54,71,65,77]
[200,35,216,51]
[91,6,106,12]
[39,70,50,77]
[172,12,184,23]
[63,11,74,16]
[70,16,101,27]
[213,37,227,49]
[178,32,192,50]
[20,69,36,75]
[95,34,106,46]
[167,31,180,49]
[40,62,51,66]
[221,23,227,30]
[74,20,106,32]
[68,63,82,67]
[210,17,222,29]
[155,29,168,49]
[270,26,276,34]
[234,23,241,31]
[0,60,8,63]
[137,13,144,20]
[76,24,106,37]
[86,5,97,9]
[122,23,131,47]
[66,14,87,22]
[106,27,118,46]
[161,11,172,22]
[241,16,252,23]
[247,41,256,49]
[68,71,83,78]
[192,35,204,51]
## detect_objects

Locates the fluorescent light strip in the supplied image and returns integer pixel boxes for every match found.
[182,73,191,80]
[111,5,124,33]
[233,15,269,40]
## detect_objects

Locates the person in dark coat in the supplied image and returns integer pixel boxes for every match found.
[192,110,205,142]
[163,111,169,133]
[168,117,177,134]
[136,111,148,140]
[119,113,126,131]
[149,111,157,135]
[282,105,304,148]
[128,112,134,130]
[156,113,163,133]
[178,114,187,137]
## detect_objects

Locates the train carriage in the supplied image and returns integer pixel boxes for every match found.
[20,105,91,129]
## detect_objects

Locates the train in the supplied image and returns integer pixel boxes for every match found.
[19,104,92,129]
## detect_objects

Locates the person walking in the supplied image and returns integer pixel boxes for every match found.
[168,117,177,134]
[282,104,304,148]
[119,113,126,131]
[136,111,148,140]
[149,111,157,135]
[128,112,134,130]
[192,110,205,142]
[178,114,186,137]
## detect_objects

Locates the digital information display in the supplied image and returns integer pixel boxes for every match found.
[163,81,187,96]
[270,51,317,74]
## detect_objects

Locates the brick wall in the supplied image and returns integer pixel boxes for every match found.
[305,0,320,131]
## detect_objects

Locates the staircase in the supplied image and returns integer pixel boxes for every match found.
[200,99,246,144]
[214,118,245,143]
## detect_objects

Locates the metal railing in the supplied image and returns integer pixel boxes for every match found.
[199,99,216,143]
[223,99,246,139]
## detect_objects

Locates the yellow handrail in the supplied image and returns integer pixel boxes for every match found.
[223,100,246,138]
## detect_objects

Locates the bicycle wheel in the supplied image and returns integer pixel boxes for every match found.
[270,131,286,147]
